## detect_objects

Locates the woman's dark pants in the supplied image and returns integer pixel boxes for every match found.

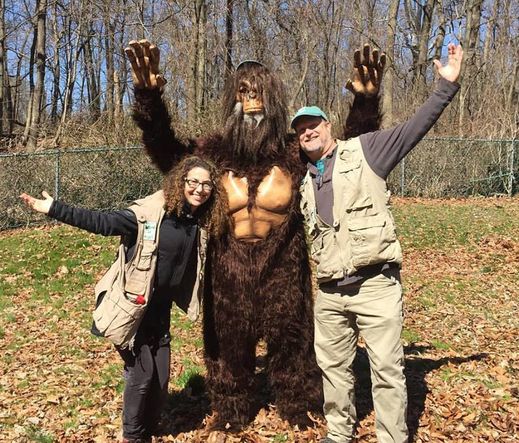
[118,341,170,440]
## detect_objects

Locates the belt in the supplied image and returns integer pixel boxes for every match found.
[319,262,399,289]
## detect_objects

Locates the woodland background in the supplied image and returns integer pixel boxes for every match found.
[1,2,519,441]
[0,0,517,153]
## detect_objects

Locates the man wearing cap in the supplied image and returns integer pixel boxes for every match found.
[292,43,463,443]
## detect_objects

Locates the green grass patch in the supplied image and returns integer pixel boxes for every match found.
[392,201,519,250]
[63,419,78,431]
[174,359,204,389]
[481,378,502,389]
[25,425,55,443]
[93,362,124,393]
[431,340,450,350]
[402,328,421,344]
[272,434,289,442]
[171,309,194,331]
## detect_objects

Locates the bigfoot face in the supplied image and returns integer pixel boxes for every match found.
[236,79,263,115]
[222,61,288,162]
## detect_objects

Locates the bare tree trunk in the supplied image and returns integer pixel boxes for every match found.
[22,12,37,145]
[245,1,267,61]
[188,0,207,121]
[0,0,5,137]
[432,0,445,62]
[82,24,101,121]
[506,58,518,116]
[113,70,121,122]
[328,1,346,111]
[458,0,483,132]
[5,69,13,135]
[25,0,47,152]
[482,0,500,73]
[116,9,128,112]
[53,17,82,147]
[12,35,29,133]
[196,2,207,115]
[382,0,400,128]
[365,0,377,39]
[49,1,61,124]
[225,0,234,78]
[412,0,436,97]
[350,0,362,47]
[104,6,115,121]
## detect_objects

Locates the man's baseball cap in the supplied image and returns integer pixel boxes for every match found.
[290,106,329,129]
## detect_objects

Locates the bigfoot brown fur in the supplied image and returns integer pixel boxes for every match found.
[126,41,384,428]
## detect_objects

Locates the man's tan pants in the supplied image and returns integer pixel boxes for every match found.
[314,271,408,443]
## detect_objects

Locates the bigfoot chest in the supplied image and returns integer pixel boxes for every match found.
[222,166,293,242]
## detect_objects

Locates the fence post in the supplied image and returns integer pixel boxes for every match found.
[509,140,516,197]
[400,157,406,196]
[54,149,61,200]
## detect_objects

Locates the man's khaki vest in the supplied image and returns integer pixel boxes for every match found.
[300,137,402,283]
[93,190,207,349]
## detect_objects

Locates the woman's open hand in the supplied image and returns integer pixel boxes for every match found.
[20,191,54,215]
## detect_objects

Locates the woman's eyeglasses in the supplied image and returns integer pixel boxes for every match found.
[184,178,214,192]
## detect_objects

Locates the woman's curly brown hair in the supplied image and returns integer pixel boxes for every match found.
[162,156,228,237]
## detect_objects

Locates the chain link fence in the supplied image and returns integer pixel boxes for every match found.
[1,138,517,231]
[387,138,517,197]
[1,147,162,230]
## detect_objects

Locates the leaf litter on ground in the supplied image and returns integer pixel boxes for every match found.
[0,197,518,442]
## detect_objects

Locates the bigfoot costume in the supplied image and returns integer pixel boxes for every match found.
[126,41,384,427]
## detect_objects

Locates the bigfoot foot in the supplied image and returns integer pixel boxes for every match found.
[276,393,323,428]
[206,392,253,430]
[280,410,315,428]
[204,411,249,432]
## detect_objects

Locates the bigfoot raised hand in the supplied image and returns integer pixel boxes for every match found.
[346,43,386,97]
[125,40,166,90]
[126,40,186,174]
[343,44,386,139]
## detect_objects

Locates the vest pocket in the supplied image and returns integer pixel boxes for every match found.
[124,266,148,297]
[337,158,361,173]
[337,161,372,211]
[92,284,146,347]
[347,215,397,269]
[312,230,343,279]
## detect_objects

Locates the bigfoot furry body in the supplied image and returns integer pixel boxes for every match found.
[126,41,384,427]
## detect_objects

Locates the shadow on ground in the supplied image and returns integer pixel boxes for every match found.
[158,356,273,436]
[354,344,488,441]
[156,346,488,440]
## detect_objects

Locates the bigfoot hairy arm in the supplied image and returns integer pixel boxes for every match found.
[126,40,191,174]
[342,44,386,140]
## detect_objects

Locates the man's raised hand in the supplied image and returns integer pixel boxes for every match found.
[346,44,386,97]
[433,43,463,83]
[125,40,166,90]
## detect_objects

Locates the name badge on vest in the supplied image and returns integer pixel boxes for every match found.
[143,221,157,241]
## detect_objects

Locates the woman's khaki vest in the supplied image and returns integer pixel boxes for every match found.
[92,190,207,349]
[300,137,402,283]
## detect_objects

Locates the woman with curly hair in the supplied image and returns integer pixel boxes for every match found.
[20,155,227,443]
